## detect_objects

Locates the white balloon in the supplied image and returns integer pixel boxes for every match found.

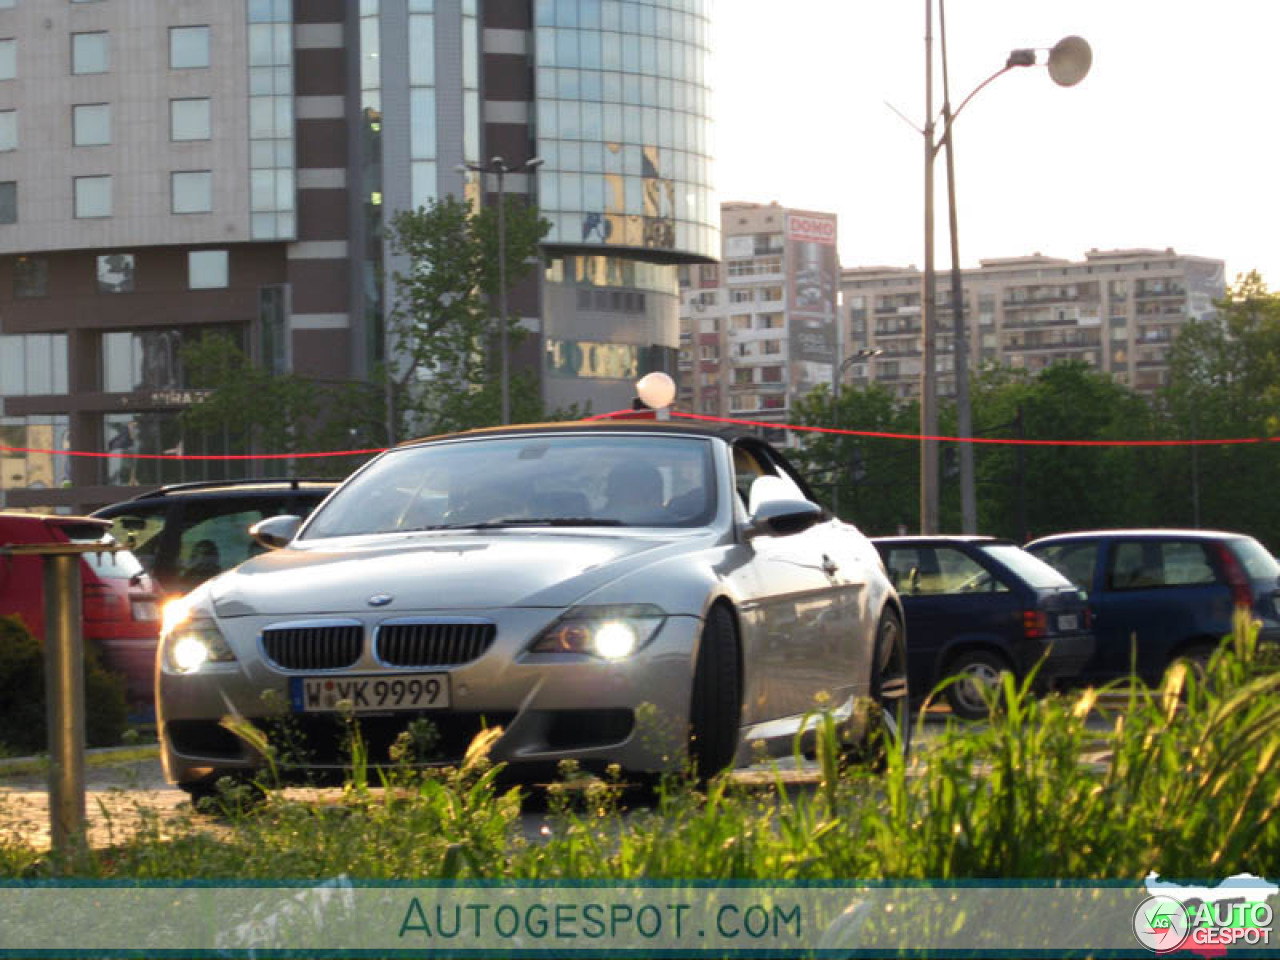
[635,371,677,410]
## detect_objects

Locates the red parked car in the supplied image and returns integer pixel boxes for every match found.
[0,512,160,709]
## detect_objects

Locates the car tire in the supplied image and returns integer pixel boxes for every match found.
[846,606,911,769]
[688,604,742,781]
[944,649,1010,721]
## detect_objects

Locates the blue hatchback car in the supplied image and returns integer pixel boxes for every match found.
[872,537,1095,718]
[1025,529,1280,684]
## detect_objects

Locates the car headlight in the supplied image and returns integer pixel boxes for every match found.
[161,601,236,673]
[529,604,666,660]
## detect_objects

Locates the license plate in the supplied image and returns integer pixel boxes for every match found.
[131,601,158,621]
[290,674,450,713]
[1057,614,1079,632]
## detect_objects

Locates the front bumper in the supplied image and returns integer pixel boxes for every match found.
[158,609,701,786]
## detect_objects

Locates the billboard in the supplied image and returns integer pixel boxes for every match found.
[787,213,838,389]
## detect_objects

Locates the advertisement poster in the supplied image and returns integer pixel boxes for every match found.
[786,212,839,390]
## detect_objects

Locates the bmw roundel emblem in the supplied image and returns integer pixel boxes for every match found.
[367,593,394,607]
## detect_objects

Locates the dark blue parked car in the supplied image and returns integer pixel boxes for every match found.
[1025,529,1280,684]
[872,537,1095,719]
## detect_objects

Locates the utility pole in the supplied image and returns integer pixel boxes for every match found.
[1015,403,1028,542]
[920,0,940,534]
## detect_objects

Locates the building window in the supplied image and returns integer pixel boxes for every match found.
[170,98,211,141]
[169,26,210,69]
[14,256,48,298]
[71,32,109,75]
[188,250,228,289]
[0,181,14,224]
[171,171,212,213]
[0,416,71,492]
[0,110,15,151]
[74,175,111,217]
[73,103,110,146]
[97,253,135,293]
[0,39,14,81]
[0,333,68,396]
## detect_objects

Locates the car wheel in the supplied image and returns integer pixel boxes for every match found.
[846,606,911,769]
[688,604,742,780]
[944,649,1010,721]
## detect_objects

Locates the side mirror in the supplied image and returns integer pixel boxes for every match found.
[250,515,302,551]
[744,499,824,540]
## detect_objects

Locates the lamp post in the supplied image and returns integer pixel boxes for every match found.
[455,156,544,425]
[830,347,883,517]
[919,1,1091,533]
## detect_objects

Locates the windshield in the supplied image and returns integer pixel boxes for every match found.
[302,433,718,539]
[981,544,1073,590]
[72,537,145,581]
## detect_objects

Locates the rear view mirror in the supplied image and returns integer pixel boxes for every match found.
[250,515,302,551]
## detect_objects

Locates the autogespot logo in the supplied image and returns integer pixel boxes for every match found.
[1133,896,1191,953]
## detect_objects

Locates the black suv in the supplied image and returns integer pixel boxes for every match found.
[92,479,338,596]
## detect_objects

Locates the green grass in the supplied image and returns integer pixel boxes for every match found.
[0,744,160,781]
[3,612,1278,881]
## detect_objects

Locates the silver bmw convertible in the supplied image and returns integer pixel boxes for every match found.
[157,421,907,796]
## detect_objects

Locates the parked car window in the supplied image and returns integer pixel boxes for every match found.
[981,543,1075,590]
[1109,540,1217,590]
[885,546,1008,596]
[174,501,293,591]
[1229,537,1280,580]
[1029,541,1098,591]
[103,508,166,571]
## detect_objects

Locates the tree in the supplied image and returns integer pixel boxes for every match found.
[385,194,554,436]
[968,361,1163,541]
[790,383,920,534]
[1163,271,1280,549]
[180,333,382,479]
[178,194,576,476]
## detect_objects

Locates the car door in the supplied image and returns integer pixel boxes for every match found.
[730,443,845,725]
[883,543,1018,698]
[1092,538,1225,681]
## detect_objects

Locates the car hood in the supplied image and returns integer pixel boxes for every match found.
[209,529,709,617]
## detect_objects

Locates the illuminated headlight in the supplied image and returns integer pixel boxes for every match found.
[162,617,236,673]
[529,604,666,660]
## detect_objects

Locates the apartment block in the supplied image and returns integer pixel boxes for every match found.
[677,201,838,442]
[841,249,1225,400]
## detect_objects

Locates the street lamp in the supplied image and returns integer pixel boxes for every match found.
[919,0,1091,534]
[455,156,545,426]
[830,347,883,516]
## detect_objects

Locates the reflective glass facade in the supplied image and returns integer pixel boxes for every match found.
[533,0,716,261]
[542,254,680,412]
[247,0,296,240]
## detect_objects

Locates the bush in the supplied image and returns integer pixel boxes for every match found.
[0,615,128,754]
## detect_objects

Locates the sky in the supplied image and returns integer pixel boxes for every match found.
[709,0,1280,288]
